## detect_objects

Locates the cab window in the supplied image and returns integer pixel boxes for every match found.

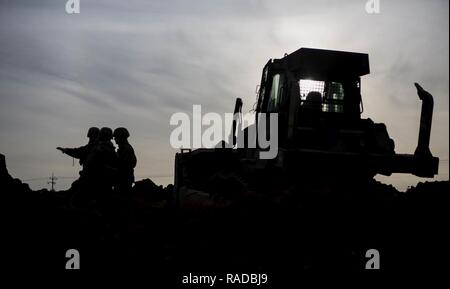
[298,79,344,113]
[267,74,282,112]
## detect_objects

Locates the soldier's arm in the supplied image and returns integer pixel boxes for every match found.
[58,146,86,159]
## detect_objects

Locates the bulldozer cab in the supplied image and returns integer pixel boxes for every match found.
[256,48,370,144]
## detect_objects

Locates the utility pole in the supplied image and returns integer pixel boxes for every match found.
[48,173,57,191]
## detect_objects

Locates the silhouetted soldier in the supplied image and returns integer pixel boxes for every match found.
[68,127,117,211]
[57,127,99,206]
[57,127,100,174]
[113,127,137,194]
[85,127,118,190]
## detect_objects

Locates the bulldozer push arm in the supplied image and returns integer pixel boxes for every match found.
[414,82,434,158]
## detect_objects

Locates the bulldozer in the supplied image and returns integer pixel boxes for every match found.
[173,47,439,208]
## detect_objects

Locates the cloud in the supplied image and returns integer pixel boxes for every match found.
[0,0,448,190]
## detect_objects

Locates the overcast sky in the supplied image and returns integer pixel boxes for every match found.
[0,0,448,191]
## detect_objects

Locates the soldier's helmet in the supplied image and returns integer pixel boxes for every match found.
[87,127,100,139]
[113,127,130,139]
[99,127,113,141]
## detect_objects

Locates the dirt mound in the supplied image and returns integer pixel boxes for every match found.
[406,180,449,196]
[1,153,33,197]
[2,153,449,275]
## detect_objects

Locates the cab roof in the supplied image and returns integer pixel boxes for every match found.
[276,47,370,79]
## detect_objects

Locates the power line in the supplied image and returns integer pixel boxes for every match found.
[23,175,173,183]
[135,175,173,178]
[23,176,77,182]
